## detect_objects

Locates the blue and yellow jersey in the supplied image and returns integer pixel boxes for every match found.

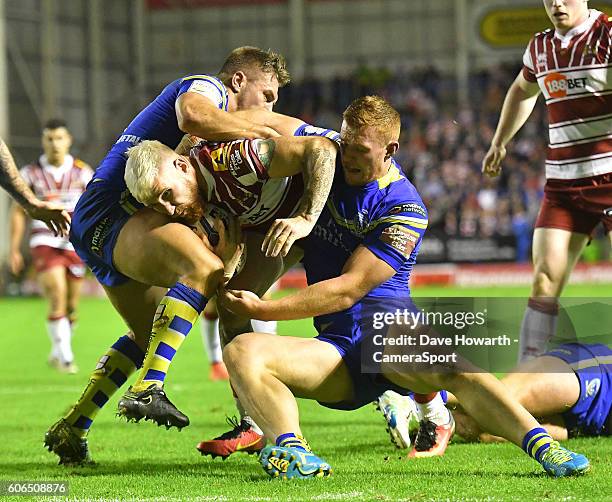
[296,122,427,326]
[93,74,228,190]
[302,159,427,297]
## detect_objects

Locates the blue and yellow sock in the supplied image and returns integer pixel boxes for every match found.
[276,433,311,452]
[65,335,144,437]
[132,283,207,392]
[522,427,554,462]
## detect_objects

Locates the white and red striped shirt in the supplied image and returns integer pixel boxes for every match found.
[191,139,302,228]
[20,155,93,249]
[522,9,611,180]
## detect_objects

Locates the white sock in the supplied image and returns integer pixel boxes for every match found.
[243,415,264,436]
[416,394,451,426]
[47,316,73,364]
[519,301,558,362]
[201,316,222,363]
[252,319,277,334]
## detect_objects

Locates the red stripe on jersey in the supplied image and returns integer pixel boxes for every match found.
[547,137,612,161]
[548,93,612,124]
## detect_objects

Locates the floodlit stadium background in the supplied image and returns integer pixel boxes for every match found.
[1,0,611,294]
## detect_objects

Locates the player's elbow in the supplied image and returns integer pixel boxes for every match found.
[176,96,211,134]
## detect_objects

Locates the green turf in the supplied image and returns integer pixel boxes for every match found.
[1,286,611,501]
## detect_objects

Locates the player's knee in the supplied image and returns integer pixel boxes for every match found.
[223,334,263,374]
[180,251,224,296]
[532,266,562,297]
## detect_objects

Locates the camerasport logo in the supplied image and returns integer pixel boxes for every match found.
[544,72,588,99]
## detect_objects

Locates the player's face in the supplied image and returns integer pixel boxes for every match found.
[148,154,205,224]
[237,71,279,111]
[42,127,72,165]
[339,122,396,186]
[543,0,589,33]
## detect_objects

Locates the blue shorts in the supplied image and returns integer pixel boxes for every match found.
[70,181,142,287]
[313,298,434,411]
[545,343,612,437]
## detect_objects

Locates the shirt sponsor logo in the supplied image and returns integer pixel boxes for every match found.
[544,72,588,99]
[389,203,427,218]
[380,225,418,258]
[90,216,112,256]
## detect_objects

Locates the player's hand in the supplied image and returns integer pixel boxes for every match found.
[482,144,506,178]
[262,215,315,258]
[8,249,24,275]
[25,199,71,237]
[219,288,263,318]
[175,134,202,155]
[211,212,244,277]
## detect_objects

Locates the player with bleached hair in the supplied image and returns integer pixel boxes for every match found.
[221,96,590,479]
[483,0,612,362]
[44,46,335,466]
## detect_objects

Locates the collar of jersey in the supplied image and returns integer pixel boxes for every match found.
[554,9,600,48]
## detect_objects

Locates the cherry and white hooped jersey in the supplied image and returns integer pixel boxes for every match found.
[190,140,303,228]
[522,9,612,180]
[20,155,93,249]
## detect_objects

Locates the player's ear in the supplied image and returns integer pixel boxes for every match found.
[175,156,189,173]
[384,141,399,160]
[230,71,246,93]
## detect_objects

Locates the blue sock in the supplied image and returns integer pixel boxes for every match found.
[276,432,310,452]
[522,427,554,462]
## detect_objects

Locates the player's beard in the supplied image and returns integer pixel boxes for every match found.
[175,183,205,225]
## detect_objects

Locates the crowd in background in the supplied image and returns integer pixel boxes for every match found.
[277,64,609,262]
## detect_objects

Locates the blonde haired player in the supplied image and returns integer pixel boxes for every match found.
[483,0,611,361]
[9,119,93,373]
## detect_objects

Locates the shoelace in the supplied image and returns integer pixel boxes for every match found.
[216,416,250,440]
[414,420,438,451]
[542,442,573,464]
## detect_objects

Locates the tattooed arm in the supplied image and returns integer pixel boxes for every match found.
[0,138,71,236]
[259,136,338,257]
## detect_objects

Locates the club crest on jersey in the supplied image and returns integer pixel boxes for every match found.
[536,52,548,72]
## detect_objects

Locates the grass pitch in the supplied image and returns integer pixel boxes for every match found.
[1,282,611,501]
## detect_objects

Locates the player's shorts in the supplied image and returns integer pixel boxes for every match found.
[31,245,86,279]
[535,173,612,236]
[545,343,612,437]
[69,181,142,287]
[314,297,418,411]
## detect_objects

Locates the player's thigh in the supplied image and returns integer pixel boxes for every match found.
[531,228,589,295]
[219,232,284,342]
[225,333,353,403]
[102,281,167,348]
[501,356,580,417]
[38,266,68,309]
[113,208,222,290]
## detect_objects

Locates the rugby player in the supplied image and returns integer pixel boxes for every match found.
[221,96,590,479]
[0,137,70,236]
[193,111,451,460]
[10,120,93,373]
[43,46,308,466]
[449,343,611,442]
[482,1,612,361]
